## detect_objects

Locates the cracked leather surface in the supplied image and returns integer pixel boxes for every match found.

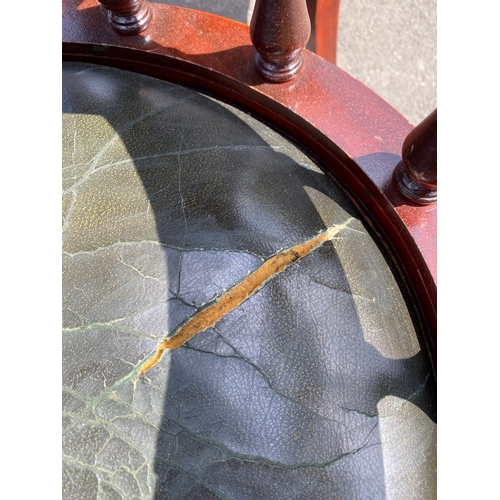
[62,62,436,499]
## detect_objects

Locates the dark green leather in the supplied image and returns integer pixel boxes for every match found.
[62,62,436,499]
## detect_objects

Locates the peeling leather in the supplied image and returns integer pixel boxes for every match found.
[140,219,355,374]
[62,63,436,499]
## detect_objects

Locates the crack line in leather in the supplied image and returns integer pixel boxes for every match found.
[140,218,355,375]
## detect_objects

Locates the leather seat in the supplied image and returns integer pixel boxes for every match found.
[63,62,436,499]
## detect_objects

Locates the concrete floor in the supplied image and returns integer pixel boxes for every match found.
[155,0,436,126]
[336,0,436,126]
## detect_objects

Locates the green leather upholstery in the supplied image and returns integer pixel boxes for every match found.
[63,62,436,499]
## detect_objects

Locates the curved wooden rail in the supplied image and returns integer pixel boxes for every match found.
[62,0,436,366]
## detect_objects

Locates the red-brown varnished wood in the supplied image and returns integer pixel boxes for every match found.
[394,109,437,204]
[97,0,152,35]
[307,0,340,64]
[250,0,311,82]
[62,0,436,364]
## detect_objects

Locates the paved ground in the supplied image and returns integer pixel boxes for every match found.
[336,0,436,125]
[157,0,436,126]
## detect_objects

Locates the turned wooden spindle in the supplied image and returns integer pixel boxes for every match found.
[250,0,311,82]
[98,0,152,35]
[393,109,437,204]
